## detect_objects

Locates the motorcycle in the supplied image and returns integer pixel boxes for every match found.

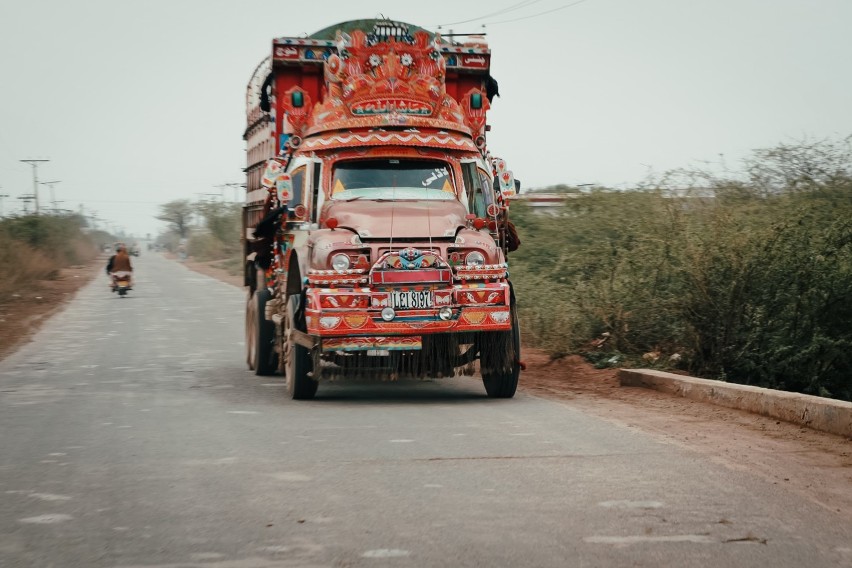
[110,271,133,297]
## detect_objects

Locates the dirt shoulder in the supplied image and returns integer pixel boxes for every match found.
[0,257,103,362]
[520,351,851,518]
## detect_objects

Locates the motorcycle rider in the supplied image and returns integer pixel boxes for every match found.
[106,245,133,289]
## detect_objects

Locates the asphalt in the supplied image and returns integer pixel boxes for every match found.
[1,253,851,567]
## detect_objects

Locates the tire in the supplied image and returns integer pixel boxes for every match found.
[284,295,317,399]
[247,288,278,375]
[480,303,520,398]
[245,291,257,370]
[118,289,127,296]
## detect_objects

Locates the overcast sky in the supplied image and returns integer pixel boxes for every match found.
[1,0,850,236]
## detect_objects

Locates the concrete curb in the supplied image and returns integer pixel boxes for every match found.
[618,369,852,439]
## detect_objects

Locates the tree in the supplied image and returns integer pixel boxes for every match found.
[156,200,194,239]
[195,201,241,246]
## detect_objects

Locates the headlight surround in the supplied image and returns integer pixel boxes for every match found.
[331,253,351,271]
[465,251,486,267]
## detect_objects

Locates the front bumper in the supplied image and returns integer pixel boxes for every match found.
[304,282,512,344]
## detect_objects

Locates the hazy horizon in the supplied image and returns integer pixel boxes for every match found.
[1,0,850,236]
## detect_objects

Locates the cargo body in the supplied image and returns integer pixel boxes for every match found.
[243,20,522,399]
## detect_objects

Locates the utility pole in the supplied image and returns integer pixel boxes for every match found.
[18,195,36,214]
[20,159,49,214]
[0,187,8,217]
[39,180,61,214]
[217,182,245,202]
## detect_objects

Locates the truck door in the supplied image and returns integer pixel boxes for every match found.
[286,157,323,226]
[461,159,495,218]
[309,158,323,224]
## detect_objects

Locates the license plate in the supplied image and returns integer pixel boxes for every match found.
[391,290,434,309]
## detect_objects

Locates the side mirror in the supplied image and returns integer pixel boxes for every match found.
[276,173,292,203]
[261,158,283,189]
[514,179,522,194]
[498,170,516,198]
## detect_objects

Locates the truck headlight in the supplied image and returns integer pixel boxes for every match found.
[331,253,351,271]
[465,251,485,267]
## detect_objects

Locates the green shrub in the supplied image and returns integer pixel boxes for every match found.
[509,137,852,400]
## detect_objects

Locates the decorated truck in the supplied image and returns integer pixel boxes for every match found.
[243,19,522,399]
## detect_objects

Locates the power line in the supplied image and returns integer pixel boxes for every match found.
[484,0,590,25]
[435,0,545,27]
[59,199,165,208]
[20,159,49,214]
[40,180,61,214]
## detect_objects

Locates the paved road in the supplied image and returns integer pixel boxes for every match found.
[1,253,850,568]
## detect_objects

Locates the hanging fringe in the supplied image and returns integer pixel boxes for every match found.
[308,333,501,381]
[478,329,515,379]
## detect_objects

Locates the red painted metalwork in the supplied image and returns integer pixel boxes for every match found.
[244,20,522,372]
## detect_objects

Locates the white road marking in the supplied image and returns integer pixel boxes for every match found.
[29,493,72,501]
[269,472,312,481]
[19,514,73,524]
[390,439,415,443]
[190,552,225,561]
[362,549,411,558]
[584,535,714,545]
[599,500,664,509]
[227,411,260,415]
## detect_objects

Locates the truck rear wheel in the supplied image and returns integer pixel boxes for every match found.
[247,288,278,375]
[245,291,256,370]
[284,295,317,399]
[480,303,520,398]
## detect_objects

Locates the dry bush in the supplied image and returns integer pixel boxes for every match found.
[0,234,55,301]
[0,215,98,302]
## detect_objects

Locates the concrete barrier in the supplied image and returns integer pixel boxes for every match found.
[618,369,852,439]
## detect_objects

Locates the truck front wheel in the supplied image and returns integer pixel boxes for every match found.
[480,303,520,398]
[284,295,317,399]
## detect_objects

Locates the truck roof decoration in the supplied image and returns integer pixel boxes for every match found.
[274,24,491,143]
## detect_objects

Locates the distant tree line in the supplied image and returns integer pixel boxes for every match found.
[156,199,242,273]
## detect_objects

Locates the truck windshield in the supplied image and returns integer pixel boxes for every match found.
[331,159,456,201]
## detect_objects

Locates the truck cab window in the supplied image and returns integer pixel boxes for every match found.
[289,166,305,211]
[311,162,322,222]
[479,170,496,213]
[331,159,455,201]
[462,162,489,217]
